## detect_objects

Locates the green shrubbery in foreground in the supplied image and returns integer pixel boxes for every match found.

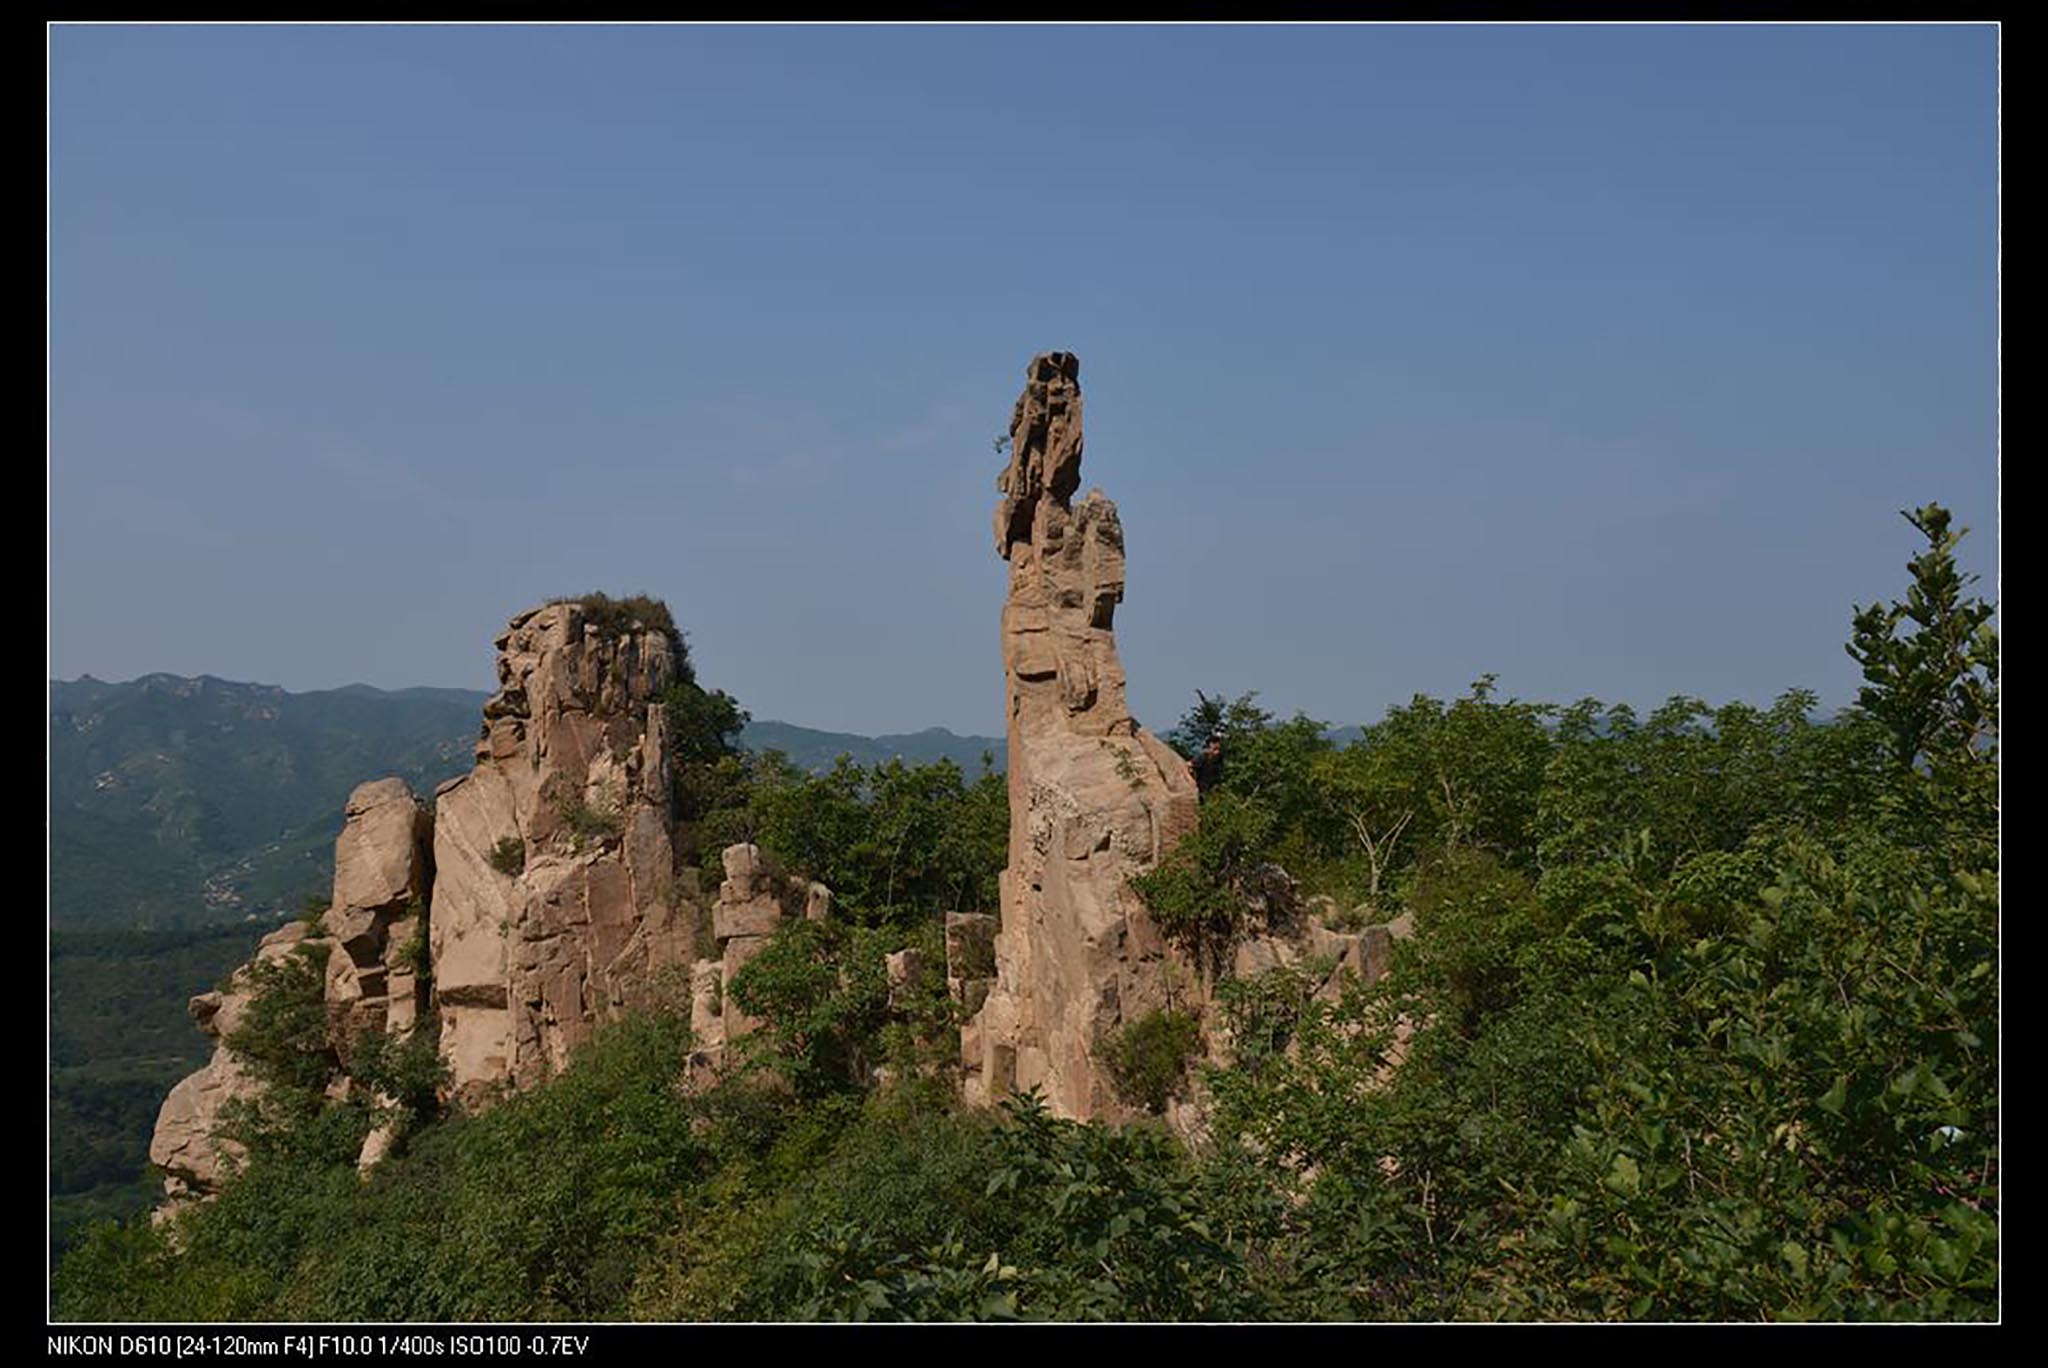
[55,506,1995,1321]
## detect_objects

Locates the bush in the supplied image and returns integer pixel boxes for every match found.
[222,942,336,1097]
[552,592,679,647]
[663,681,749,769]
[1129,792,1276,962]
[555,796,623,851]
[737,753,1007,927]
[726,919,891,1099]
[56,1014,706,1323]
[488,836,526,877]
[349,1027,446,1127]
[1098,1008,1204,1115]
[395,910,431,978]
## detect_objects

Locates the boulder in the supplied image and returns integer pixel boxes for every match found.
[885,948,926,1006]
[321,778,431,1063]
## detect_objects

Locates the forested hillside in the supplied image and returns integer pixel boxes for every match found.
[49,677,486,929]
[54,507,1996,1321]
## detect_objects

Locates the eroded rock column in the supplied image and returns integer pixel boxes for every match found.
[429,601,693,1106]
[963,352,1201,1119]
[323,778,434,1058]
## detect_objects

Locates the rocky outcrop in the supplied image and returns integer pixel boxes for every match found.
[430,601,693,1105]
[685,843,833,1077]
[147,599,710,1208]
[323,778,433,1060]
[149,920,323,1206]
[963,353,1202,1119]
[945,912,996,1011]
[709,842,785,1041]
[1228,879,1416,1002]
[151,777,434,1205]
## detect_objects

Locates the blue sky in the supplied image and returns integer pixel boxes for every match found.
[49,24,1998,736]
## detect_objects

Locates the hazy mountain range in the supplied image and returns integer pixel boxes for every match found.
[48,674,1006,929]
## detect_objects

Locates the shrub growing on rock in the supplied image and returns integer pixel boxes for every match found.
[1098,1008,1204,1115]
[487,836,525,877]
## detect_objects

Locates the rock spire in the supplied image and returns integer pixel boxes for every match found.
[962,352,1202,1119]
[431,600,693,1104]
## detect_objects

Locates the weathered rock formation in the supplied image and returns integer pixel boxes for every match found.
[324,778,434,1060]
[430,601,694,1105]
[152,775,435,1203]
[686,842,833,1072]
[1228,883,1416,1001]
[945,911,996,1018]
[139,358,1419,1211]
[963,352,1203,1119]
[149,598,714,1206]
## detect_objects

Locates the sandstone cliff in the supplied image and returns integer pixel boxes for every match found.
[963,352,1203,1119]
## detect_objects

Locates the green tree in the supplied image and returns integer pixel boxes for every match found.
[726,919,893,1099]
[1846,504,1998,863]
[1847,505,1998,775]
[742,754,1006,926]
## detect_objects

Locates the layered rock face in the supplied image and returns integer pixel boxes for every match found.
[324,778,434,1059]
[963,352,1202,1119]
[431,602,692,1105]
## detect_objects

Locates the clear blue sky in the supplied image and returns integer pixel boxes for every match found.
[49,24,1998,736]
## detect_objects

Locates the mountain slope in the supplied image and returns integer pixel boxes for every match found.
[49,675,487,928]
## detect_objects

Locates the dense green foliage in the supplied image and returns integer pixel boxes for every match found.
[1098,1009,1205,1115]
[1164,506,1999,1320]
[56,1015,693,1321]
[724,919,896,1100]
[54,507,1996,1321]
[691,751,1008,928]
[56,1022,1253,1323]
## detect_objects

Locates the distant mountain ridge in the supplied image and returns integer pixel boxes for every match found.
[49,675,489,929]
[47,673,1008,929]
[740,719,1006,775]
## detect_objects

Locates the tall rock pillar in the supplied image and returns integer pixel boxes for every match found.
[430,601,694,1106]
[963,351,1200,1119]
